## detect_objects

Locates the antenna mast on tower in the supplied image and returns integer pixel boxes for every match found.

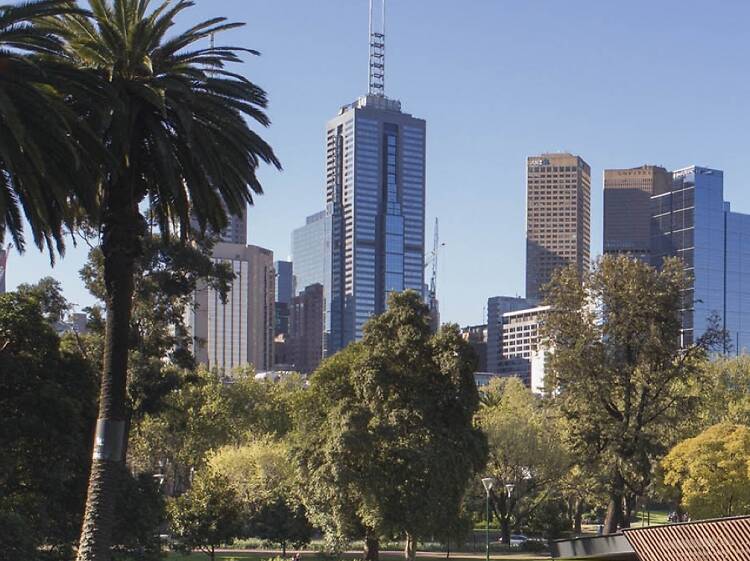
[368,0,385,96]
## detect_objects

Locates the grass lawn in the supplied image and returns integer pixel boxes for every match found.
[165,551,548,561]
[632,509,669,526]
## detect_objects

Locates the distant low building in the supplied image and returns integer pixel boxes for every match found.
[53,312,89,336]
[461,324,488,372]
[288,283,325,374]
[500,305,550,392]
[486,296,529,373]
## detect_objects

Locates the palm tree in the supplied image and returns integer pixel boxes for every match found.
[47,1,281,558]
[0,0,97,257]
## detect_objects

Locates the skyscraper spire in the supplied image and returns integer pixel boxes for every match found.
[368,0,385,96]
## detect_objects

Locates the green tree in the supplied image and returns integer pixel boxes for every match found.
[476,378,569,544]
[700,356,750,427]
[0,291,97,560]
[111,470,165,561]
[541,255,719,533]
[46,2,280,556]
[168,470,244,561]
[16,276,71,323]
[292,291,486,561]
[209,438,313,555]
[662,423,750,519]
[79,235,233,420]
[0,0,99,257]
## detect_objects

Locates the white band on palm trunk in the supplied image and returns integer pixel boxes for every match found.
[92,419,126,461]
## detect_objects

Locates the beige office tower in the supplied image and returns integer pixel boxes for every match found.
[603,165,671,260]
[526,153,591,303]
[188,242,275,375]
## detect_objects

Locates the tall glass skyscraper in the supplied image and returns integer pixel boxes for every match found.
[291,209,333,355]
[326,94,426,351]
[651,166,750,351]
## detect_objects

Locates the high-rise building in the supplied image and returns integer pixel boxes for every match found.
[324,0,426,352]
[604,165,671,260]
[326,95,426,350]
[486,296,529,373]
[288,283,325,373]
[650,166,750,351]
[274,260,293,342]
[526,153,591,303]
[188,242,275,374]
[221,209,248,245]
[291,210,332,296]
[291,209,333,354]
[275,261,294,304]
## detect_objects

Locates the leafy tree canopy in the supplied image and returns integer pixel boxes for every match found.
[0,291,97,560]
[476,377,569,543]
[292,291,487,560]
[541,255,717,533]
[168,470,244,561]
[662,423,750,519]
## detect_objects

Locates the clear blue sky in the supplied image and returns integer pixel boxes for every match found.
[7,0,750,326]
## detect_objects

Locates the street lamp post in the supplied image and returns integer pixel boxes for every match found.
[481,477,494,561]
[503,484,515,545]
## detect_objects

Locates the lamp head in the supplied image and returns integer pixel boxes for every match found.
[481,477,495,493]
[505,483,515,497]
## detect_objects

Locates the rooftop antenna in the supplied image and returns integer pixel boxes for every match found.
[368,0,385,96]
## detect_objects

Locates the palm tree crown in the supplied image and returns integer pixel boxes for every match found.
[0,0,96,256]
[49,0,281,238]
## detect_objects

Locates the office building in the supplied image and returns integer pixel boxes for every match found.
[326,96,426,350]
[325,0,426,352]
[53,312,88,336]
[604,165,671,259]
[291,209,333,354]
[189,204,247,245]
[526,153,591,303]
[275,260,293,304]
[486,296,529,373]
[650,166,750,351]
[220,208,248,245]
[189,242,275,374]
[498,305,550,391]
[288,283,325,373]
[461,324,488,372]
[292,210,332,295]
[274,260,293,339]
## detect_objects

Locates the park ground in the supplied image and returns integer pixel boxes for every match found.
[167,552,549,561]
[165,510,672,561]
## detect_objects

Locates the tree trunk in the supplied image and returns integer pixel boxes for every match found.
[282,541,286,557]
[501,517,511,546]
[364,532,379,561]
[573,499,583,535]
[77,198,141,561]
[622,494,636,529]
[404,533,416,561]
[603,494,624,534]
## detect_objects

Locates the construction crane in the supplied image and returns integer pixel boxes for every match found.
[424,219,444,330]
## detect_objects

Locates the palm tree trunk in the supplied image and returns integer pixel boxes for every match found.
[77,199,141,561]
